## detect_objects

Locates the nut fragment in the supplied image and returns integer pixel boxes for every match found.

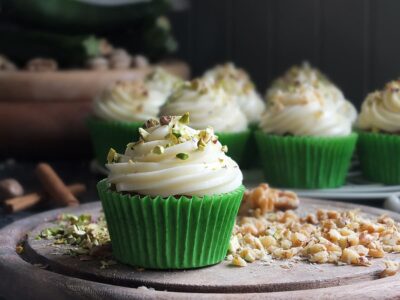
[86,57,109,70]
[160,116,172,126]
[380,260,400,278]
[131,55,149,68]
[0,178,24,201]
[109,48,131,70]
[26,58,58,71]
[240,183,299,215]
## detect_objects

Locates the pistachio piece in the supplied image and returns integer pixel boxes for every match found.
[221,145,228,153]
[107,148,119,163]
[160,115,172,125]
[172,128,182,138]
[176,153,189,160]
[152,145,165,155]
[145,118,160,129]
[179,112,190,124]
[197,139,207,150]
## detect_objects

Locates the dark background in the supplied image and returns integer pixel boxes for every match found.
[170,0,399,108]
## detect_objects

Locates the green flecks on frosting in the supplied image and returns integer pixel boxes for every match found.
[152,145,165,155]
[179,112,190,124]
[221,145,228,153]
[176,153,189,160]
[107,148,119,163]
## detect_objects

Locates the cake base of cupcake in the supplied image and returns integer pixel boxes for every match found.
[255,132,358,189]
[87,117,143,165]
[97,179,245,269]
[357,130,400,185]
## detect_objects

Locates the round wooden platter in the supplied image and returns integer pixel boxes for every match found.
[1,200,400,300]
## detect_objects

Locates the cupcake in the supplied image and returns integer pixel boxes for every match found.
[160,79,251,165]
[145,67,183,98]
[356,80,400,184]
[266,62,357,124]
[204,63,266,168]
[87,80,166,164]
[256,83,358,188]
[97,114,245,269]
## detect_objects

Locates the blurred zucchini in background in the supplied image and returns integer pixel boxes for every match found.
[108,16,177,60]
[1,0,170,33]
[0,27,107,67]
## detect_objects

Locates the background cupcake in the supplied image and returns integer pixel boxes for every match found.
[87,80,166,164]
[204,63,265,168]
[160,78,250,165]
[98,114,245,269]
[256,83,357,188]
[145,67,183,98]
[266,62,357,124]
[356,80,400,184]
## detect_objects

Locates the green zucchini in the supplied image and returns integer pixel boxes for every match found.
[0,27,105,67]
[2,0,169,33]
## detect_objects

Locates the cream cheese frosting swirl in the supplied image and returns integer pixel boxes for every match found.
[260,84,352,136]
[357,80,400,132]
[145,67,182,97]
[203,63,266,123]
[106,114,243,196]
[266,62,357,124]
[161,79,248,132]
[93,80,166,122]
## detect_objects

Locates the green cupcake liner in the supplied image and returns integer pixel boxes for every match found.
[357,130,400,184]
[87,117,143,165]
[97,179,245,269]
[255,131,358,189]
[217,129,251,167]
[241,123,260,169]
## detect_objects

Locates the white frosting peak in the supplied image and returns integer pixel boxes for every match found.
[357,80,400,132]
[93,80,166,122]
[260,84,352,136]
[266,62,357,124]
[161,79,248,132]
[203,63,266,123]
[106,114,243,196]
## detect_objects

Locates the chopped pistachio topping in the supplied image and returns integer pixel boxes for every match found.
[176,153,189,160]
[197,139,207,150]
[179,112,190,124]
[160,115,172,125]
[152,145,165,155]
[145,118,160,129]
[172,128,182,138]
[107,148,119,163]
[138,127,150,139]
[39,213,110,257]
[221,145,228,153]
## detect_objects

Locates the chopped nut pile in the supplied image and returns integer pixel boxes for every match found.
[229,184,400,268]
[39,213,111,257]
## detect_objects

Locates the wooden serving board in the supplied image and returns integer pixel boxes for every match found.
[1,199,400,299]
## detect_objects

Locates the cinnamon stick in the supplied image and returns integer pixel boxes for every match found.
[4,184,86,213]
[36,163,80,207]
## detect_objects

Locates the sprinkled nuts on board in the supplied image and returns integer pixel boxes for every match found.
[229,183,400,268]
[26,58,58,71]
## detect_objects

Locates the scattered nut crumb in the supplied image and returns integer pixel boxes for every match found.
[380,260,400,278]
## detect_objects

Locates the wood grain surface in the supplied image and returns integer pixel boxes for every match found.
[1,199,400,299]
